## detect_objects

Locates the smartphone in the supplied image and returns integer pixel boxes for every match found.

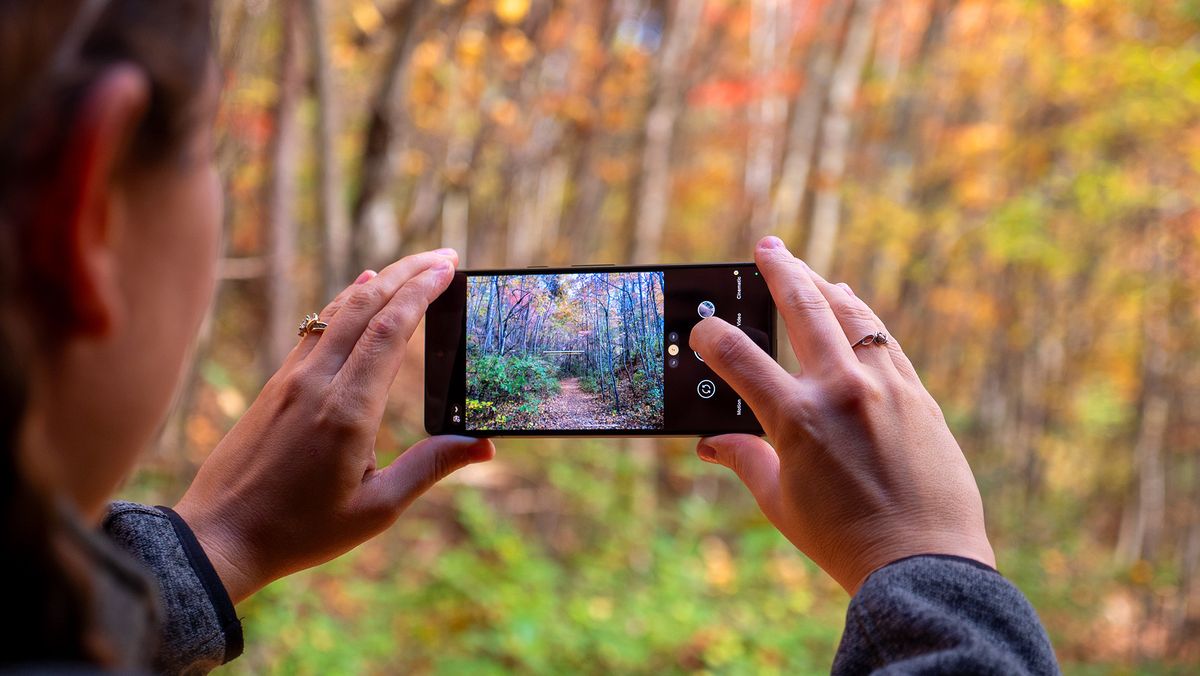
[425,263,776,437]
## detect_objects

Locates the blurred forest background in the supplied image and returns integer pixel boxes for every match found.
[119,0,1200,672]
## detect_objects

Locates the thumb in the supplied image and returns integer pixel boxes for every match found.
[365,436,495,514]
[697,434,781,520]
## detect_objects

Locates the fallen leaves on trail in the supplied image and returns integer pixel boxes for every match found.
[470,376,663,431]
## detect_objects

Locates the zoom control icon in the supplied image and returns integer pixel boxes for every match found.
[697,379,716,399]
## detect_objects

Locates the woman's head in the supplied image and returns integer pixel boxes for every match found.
[1,0,220,517]
[1,0,221,663]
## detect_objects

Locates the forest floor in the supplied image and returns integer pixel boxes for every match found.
[538,377,623,429]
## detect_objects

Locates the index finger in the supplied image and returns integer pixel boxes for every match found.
[754,236,857,374]
[308,250,457,374]
[690,316,797,429]
[333,263,455,404]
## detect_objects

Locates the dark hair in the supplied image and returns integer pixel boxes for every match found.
[0,0,214,664]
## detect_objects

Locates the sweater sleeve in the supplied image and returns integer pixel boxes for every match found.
[103,502,243,676]
[832,555,1060,675]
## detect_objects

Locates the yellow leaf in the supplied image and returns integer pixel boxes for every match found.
[499,28,535,65]
[412,38,444,70]
[351,0,383,36]
[494,0,530,25]
[457,26,488,65]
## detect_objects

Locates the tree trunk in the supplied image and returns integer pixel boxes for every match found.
[262,0,303,376]
[880,0,956,208]
[630,0,705,264]
[303,0,349,299]
[769,0,852,245]
[440,127,487,255]
[487,276,501,352]
[506,167,541,266]
[743,0,792,247]
[602,295,620,411]
[804,0,880,275]
[351,0,428,272]
[1117,235,1174,565]
[562,0,640,262]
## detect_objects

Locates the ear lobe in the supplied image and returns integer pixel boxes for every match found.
[51,65,151,338]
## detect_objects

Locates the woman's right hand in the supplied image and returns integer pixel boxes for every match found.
[689,236,995,595]
[176,249,494,604]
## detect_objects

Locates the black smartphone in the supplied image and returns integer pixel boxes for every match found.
[425,263,776,437]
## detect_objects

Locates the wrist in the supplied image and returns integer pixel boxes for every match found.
[844,531,996,595]
[173,499,261,604]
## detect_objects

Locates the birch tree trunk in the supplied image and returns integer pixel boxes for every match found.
[505,12,570,267]
[769,0,852,244]
[1176,454,1200,650]
[440,127,482,256]
[804,0,880,275]
[263,0,303,376]
[303,0,348,298]
[743,0,792,247]
[1117,234,1174,565]
[631,0,705,265]
[851,0,956,306]
[351,0,428,272]
[881,0,956,207]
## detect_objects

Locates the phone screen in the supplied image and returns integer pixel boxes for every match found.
[425,264,775,436]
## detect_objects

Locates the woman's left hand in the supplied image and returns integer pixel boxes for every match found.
[174,249,493,604]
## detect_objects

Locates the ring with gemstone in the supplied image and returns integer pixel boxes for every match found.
[298,312,329,337]
[851,332,888,349]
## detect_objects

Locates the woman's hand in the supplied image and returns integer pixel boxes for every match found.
[690,236,995,594]
[174,249,493,604]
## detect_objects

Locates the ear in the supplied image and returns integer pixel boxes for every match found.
[44,65,150,338]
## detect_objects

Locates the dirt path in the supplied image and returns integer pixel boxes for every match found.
[538,377,621,429]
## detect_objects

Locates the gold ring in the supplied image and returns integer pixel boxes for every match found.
[852,332,888,349]
[298,312,329,337]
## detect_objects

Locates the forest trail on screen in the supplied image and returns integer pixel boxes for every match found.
[465,272,665,430]
[538,378,621,429]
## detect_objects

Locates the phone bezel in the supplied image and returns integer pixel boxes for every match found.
[425,262,777,438]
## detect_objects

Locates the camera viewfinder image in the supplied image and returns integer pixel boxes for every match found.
[466,272,665,430]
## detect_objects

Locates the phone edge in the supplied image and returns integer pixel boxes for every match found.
[425,261,776,438]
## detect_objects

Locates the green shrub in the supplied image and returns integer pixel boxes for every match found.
[579,376,601,393]
[234,444,847,674]
[469,354,560,404]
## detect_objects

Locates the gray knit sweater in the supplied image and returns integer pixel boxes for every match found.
[833,555,1060,674]
[101,502,241,675]
[86,505,1059,674]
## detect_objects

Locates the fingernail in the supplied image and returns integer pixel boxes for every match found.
[434,248,456,256]
[759,236,785,250]
[838,282,855,298]
[433,260,453,273]
[697,443,719,464]
[354,270,376,285]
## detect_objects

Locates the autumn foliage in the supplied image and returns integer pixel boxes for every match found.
[128,0,1200,671]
